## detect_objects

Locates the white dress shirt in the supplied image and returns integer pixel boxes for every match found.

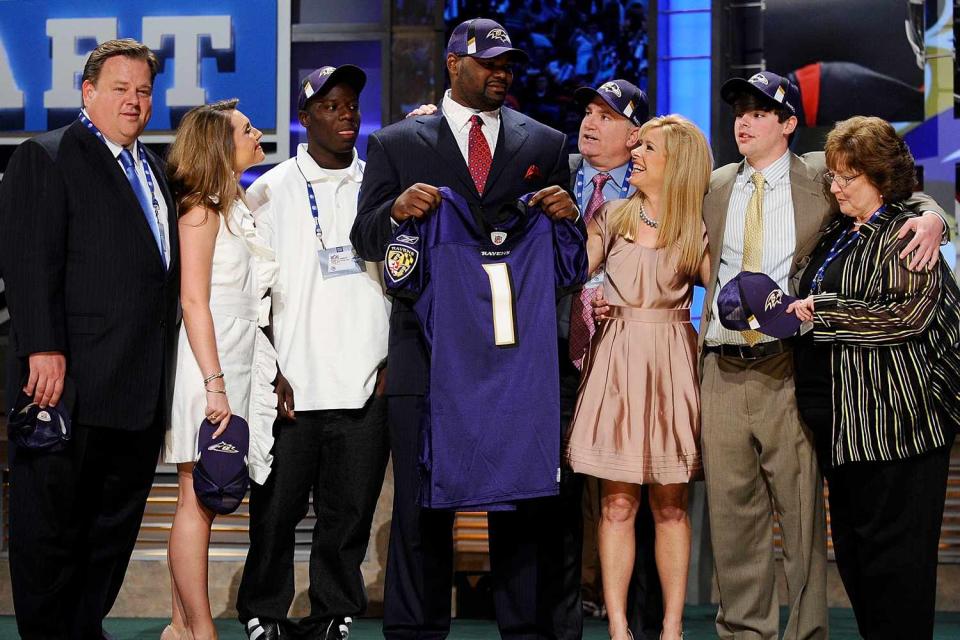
[705,149,796,346]
[441,89,500,163]
[247,145,390,410]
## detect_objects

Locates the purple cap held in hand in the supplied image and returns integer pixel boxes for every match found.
[717,271,801,339]
[193,415,250,515]
[447,18,529,63]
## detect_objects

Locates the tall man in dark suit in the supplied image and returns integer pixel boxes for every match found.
[350,18,580,640]
[0,39,179,639]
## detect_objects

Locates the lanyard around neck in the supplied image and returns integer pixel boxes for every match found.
[574,159,632,207]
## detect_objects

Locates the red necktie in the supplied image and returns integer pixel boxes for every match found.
[468,115,492,195]
[568,172,612,369]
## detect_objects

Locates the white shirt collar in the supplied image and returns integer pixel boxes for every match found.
[295,144,363,184]
[81,108,140,163]
[441,89,500,135]
[741,148,791,188]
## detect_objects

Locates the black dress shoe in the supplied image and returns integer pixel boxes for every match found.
[246,617,282,640]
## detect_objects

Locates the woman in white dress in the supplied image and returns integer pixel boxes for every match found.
[162,99,278,640]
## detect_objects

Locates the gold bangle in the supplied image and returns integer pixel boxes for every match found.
[205,388,226,394]
[203,371,224,384]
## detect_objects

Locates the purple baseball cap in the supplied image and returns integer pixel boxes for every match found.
[7,379,75,452]
[298,64,367,111]
[447,18,529,63]
[717,271,801,339]
[720,70,800,116]
[193,415,250,515]
[575,78,649,126]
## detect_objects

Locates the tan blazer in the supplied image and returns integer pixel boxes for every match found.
[697,151,945,350]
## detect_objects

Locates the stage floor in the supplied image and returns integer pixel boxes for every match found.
[3,609,959,639]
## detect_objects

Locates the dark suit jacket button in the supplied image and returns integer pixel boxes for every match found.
[160,320,166,328]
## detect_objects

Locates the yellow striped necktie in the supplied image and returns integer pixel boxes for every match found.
[741,171,766,345]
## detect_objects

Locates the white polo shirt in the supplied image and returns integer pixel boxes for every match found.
[247,144,390,410]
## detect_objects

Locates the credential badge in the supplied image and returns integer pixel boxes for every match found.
[386,243,419,282]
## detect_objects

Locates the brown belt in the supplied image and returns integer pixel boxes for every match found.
[704,338,794,360]
[607,305,691,323]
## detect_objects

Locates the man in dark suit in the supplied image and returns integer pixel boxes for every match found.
[0,39,179,639]
[350,18,579,640]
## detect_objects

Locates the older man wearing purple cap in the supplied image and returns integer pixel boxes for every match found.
[696,69,947,639]
[351,17,581,640]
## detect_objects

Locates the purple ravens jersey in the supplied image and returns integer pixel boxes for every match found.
[385,187,587,510]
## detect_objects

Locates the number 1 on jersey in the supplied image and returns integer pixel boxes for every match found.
[482,263,518,347]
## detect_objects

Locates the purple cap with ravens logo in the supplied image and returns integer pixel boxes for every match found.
[720,70,800,116]
[717,271,801,339]
[298,64,367,111]
[575,79,649,126]
[193,415,250,515]
[447,18,529,63]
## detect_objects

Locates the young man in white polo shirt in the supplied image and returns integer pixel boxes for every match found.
[237,64,390,640]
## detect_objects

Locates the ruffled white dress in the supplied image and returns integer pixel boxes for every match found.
[165,199,279,484]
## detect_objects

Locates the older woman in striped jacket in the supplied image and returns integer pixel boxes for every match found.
[787,116,960,639]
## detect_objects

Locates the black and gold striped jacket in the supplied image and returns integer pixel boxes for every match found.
[810,203,960,467]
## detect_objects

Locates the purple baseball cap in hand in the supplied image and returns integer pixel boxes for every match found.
[575,79,649,126]
[193,415,250,515]
[717,271,801,339]
[447,18,529,63]
[720,70,800,116]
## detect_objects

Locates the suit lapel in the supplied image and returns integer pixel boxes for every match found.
[416,114,480,199]
[703,162,739,293]
[484,108,529,195]
[74,123,166,269]
[789,154,830,274]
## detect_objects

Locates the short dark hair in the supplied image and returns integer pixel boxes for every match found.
[825,116,917,203]
[731,92,793,124]
[81,39,159,86]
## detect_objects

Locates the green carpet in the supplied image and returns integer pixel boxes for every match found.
[2,610,959,638]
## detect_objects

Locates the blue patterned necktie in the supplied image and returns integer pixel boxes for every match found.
[118,147,165,266]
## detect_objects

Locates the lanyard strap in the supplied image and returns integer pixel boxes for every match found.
[574,158,632,207]
[810,207,883,294]
[78,112,161,216]
[294,156,364,251]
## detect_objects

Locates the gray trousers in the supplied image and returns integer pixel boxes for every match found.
[700,351,828,640]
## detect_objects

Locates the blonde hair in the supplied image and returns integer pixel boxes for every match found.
[166,99,242,221]
[607,114,712,277]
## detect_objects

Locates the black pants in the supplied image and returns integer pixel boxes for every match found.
[237,395,389,635]
[826,440,953,640]
[383,395,552,640]
[9,423,162,640]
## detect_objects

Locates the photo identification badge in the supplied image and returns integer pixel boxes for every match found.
[318,244,365,279]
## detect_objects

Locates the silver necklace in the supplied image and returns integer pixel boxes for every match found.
[638,199,658,229]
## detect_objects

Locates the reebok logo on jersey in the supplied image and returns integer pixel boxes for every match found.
[396,234,419,245]
[208,441,240,454]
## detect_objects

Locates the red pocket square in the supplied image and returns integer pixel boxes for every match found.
[524,164,542,181]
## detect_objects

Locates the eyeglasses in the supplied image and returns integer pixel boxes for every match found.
[823,171,861,188]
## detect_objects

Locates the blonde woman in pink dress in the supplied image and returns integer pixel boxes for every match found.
[564,115,712,640]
